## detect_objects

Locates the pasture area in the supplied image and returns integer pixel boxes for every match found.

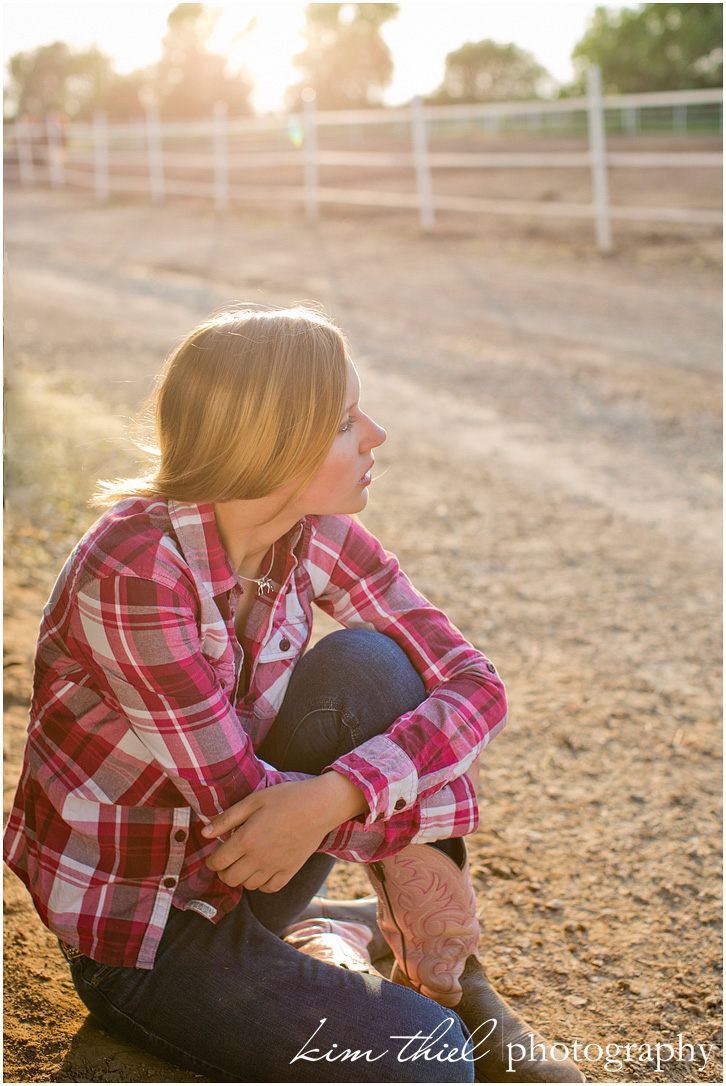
[3,184,722,1083]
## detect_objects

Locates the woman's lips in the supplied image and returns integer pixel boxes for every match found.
[358,462,374,486]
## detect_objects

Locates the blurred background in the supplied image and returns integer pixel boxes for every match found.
[4,3,722,253]
[3,2,723,118]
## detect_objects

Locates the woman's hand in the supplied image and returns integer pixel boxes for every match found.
[202,772,367,893]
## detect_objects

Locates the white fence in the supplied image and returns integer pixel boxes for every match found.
[6,67,722,252]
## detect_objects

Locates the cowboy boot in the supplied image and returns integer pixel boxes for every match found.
[367,841,585,1083]
[293,893,390,961]
[281,916,386,978]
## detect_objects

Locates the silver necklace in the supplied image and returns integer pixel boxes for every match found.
[237,552,275,596]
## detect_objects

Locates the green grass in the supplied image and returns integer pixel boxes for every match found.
[5,369,147,581]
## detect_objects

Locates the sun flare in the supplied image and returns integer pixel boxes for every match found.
[210,4,307,112]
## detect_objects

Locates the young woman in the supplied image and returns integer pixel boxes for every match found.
[4,307,584,1083]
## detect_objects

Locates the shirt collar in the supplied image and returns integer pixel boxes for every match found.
[168,501,306,597]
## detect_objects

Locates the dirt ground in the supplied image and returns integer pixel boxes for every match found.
[3,182,722,1084]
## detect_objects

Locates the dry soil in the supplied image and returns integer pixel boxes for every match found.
[3,185,722,1084]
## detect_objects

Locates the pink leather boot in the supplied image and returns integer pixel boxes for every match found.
[281,917,386,977]
[367,841,585,1083]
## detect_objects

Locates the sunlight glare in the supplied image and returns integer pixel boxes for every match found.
[4,2,603,113]
[211,4,307,113]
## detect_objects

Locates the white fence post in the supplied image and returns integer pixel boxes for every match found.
[93,110,110,204]
[15,119,35,186]
[45,113,65,188]
[623,105,639,134]
[302,89,318,223]
[411,96,435,231]
[213,101,229,213]
[674,103,687,134]
[586,65,612,253]
[146,103,165,205]
[11,89,720,244]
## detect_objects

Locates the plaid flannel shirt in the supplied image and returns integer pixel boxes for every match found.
[4,499,507,968]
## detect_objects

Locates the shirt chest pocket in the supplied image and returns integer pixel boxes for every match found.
[258,616,310,664]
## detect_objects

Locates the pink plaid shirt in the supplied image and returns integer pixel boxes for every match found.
[4,499,507,968]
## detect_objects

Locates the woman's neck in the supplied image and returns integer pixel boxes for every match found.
[213,497,300,576]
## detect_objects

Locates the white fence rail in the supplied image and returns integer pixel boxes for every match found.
[5,68,722,252]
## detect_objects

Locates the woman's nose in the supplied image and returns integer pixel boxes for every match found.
[364,417,387,449]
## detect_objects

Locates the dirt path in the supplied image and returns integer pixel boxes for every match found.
[3,188,722,1083]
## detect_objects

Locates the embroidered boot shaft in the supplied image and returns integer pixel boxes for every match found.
[367,841,585,1083]
[368,842,479,1007]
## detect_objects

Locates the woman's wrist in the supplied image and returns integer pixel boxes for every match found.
[317,769,368,829]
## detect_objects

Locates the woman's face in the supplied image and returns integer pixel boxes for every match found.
[291,360,387,517]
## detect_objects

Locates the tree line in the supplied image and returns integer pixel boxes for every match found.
[5,2,723,124]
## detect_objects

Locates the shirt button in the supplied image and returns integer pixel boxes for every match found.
[279,637,291,651]
[394,799,406,811]
[174,830,187,843]
[486,662,497,673]
[163,877,177,889]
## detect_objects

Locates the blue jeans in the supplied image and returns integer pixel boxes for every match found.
[63,630,475,1083]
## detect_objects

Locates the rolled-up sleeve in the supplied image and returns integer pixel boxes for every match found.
[319,773,480,863]
[312,516,507,836]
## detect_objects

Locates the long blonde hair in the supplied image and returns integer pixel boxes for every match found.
[93,306,348,506]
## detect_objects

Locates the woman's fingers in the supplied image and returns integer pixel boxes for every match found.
[204,778,346,889]
[214,850,294,892]
[257,872,288,894]
[205,824,253,872]
[201,793,259,840]
[212,844,270,889]
[218,859,261,889]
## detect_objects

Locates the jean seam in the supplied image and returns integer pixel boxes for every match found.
[75,976,237,1081]
[88,963,119,986]
[278,705,361,764]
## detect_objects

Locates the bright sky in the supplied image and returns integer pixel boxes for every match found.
[4,1,608,111]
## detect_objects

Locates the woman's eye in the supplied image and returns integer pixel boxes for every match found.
[339,415,356,433]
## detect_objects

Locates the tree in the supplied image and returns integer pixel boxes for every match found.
[100,70,155,122]
[430,39,556,104]
[4,5,255,122]
[570,4,723,94]
[6,41,116,121]
[287,3,399,111]
[154,3,254,118]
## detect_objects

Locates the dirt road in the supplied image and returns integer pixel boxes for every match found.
[3,187,722,1083]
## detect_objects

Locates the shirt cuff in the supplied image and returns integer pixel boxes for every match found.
[328,735,419,825]
[412,774,480,843]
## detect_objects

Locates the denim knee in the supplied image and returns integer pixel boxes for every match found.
[259,628,427,773]
[302,628,426,725]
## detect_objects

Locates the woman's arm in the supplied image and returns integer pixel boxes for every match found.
[199,516,501,887]
[73,569,474,890]
[307,515,507,828]
[73,571,380,892]
[202,755,483,890]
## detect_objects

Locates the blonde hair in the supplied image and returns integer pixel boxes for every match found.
[93,306,348,506]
